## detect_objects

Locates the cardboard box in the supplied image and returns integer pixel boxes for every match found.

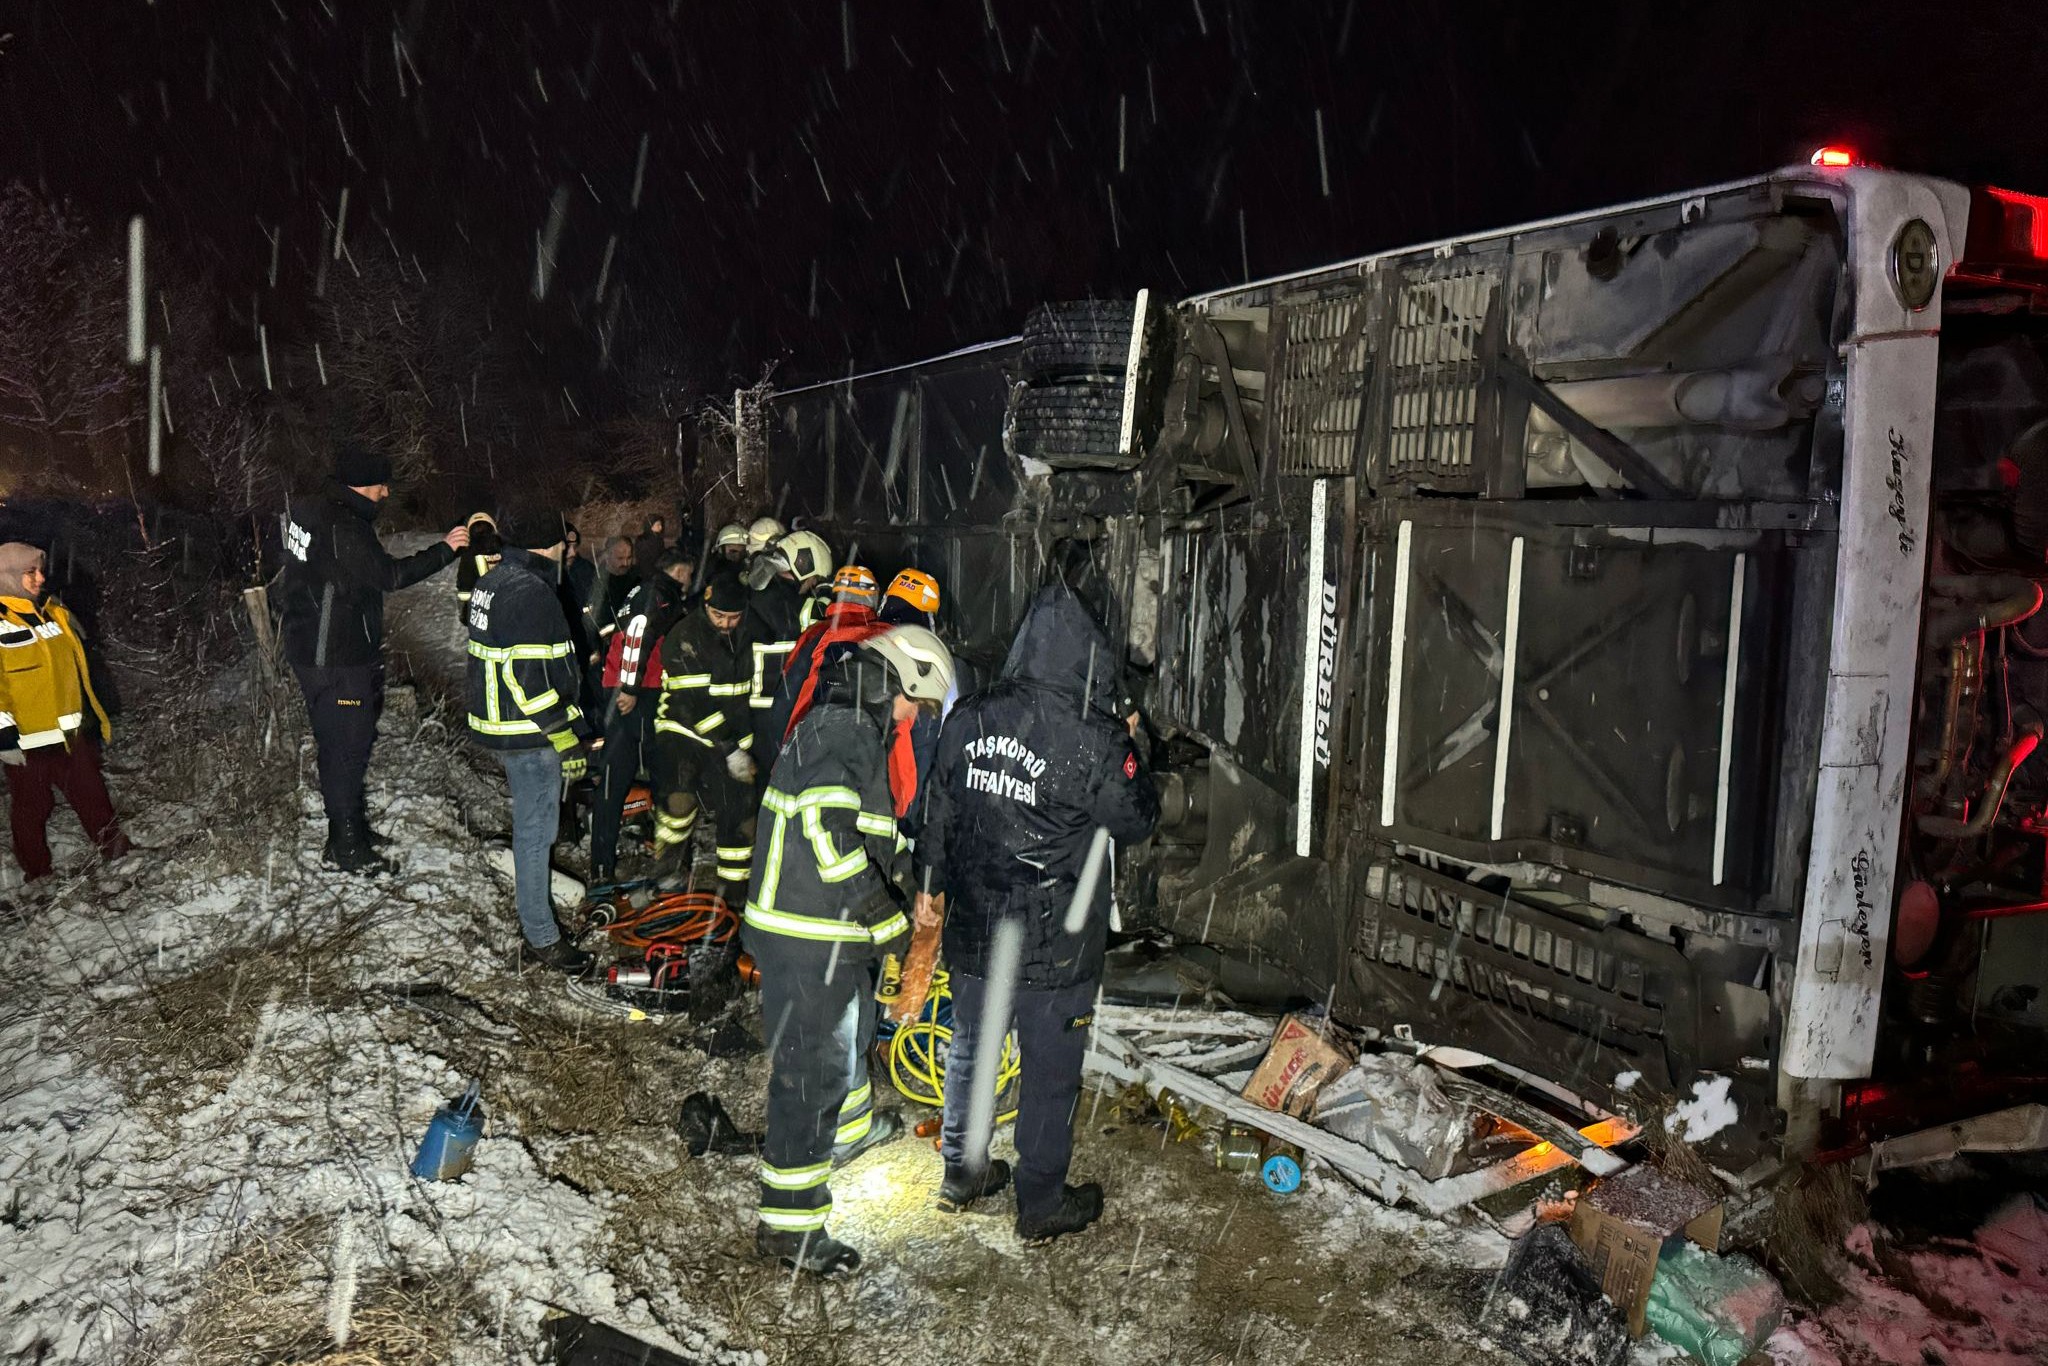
[1241,1014,1351,1119]
[1567,1165,1725,1337]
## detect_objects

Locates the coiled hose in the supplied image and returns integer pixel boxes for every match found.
[883,969,1021,1122]
[602,891,738,953]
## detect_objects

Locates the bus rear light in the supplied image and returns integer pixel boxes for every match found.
[1810,145,1858,168]
[1951,185,2048,289]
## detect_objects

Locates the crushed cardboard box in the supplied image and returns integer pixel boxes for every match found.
[1567,1165,1724,1337]
[1242,1013,1352,1119]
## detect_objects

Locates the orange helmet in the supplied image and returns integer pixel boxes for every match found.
[885,568,941,616]
[831,564,880,607]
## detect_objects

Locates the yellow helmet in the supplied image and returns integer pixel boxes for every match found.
[831,564,880,607]
[714,522,750,552]
[884,568,941,616]
[747,516,786,553]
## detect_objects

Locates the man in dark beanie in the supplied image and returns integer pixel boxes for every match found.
[278,444,469,874]
[464,509,596,973]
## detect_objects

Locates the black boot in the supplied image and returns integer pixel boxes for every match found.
[322,818,394,876]
[677,1091,762,1156]
[1015,1183,1104,1244]
[832,1109,905,1167]
[754,1224,860,1276]
[522,936,593,975]
[936,1158,1012,1214]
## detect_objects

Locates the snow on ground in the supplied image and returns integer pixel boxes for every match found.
[0,584,1522,1365]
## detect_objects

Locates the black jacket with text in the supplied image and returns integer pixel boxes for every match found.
[279,482,456,669]
[918,585,1160,990]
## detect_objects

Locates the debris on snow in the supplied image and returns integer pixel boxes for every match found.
[1664,1075,1739,1144]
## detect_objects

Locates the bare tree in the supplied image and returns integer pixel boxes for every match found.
[0,184,136,469]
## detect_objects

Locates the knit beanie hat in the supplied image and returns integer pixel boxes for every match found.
[333,444,394,487]
[0,542,44,585]
[704,571,749,613]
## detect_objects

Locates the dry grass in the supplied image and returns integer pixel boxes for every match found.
[68,909,374,1119]
[135,1216,484,1366]
[1764,1163,1867,1307]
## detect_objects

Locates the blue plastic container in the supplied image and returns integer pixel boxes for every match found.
[410,1081,484,1181]
[1261,1153,1302,1194]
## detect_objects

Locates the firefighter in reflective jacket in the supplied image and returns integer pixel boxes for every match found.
[745,530,834,755]
[745,624,955,1275]
[649,572,760,894]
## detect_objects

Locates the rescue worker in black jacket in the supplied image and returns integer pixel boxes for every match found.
[916,579,1160,1241]
[278,446,467,873]
[745,624,956,1274]
[649,571,761,894]
[464,513,596,973]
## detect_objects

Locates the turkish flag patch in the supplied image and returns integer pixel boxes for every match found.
[1123,751,1138,779]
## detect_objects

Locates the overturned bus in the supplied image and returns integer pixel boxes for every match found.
[739,159,2048,1177]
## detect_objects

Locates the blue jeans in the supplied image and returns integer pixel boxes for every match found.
[497,746,563,947]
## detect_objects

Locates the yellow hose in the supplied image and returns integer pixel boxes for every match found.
[884,971,1021,1122]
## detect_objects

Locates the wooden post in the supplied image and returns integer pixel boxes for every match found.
[242,585,280,692]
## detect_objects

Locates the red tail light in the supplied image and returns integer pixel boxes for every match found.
[1810,145,1858,169]
[1953,185,2048,288]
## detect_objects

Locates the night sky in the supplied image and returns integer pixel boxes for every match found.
[5,0,2046,398]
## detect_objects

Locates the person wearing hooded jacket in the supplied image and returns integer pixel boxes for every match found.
[0,541,129,880]
[744,625,954,1275]
[278,446,467,873]
[915,578,1159,1241]
[464,513,596,974]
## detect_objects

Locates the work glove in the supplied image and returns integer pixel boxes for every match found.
[548,729,590,782]
[724,748,758,784]
[0,749,22,767]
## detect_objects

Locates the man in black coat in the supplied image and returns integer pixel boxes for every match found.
[915,578,1159,1241]
[278,446,468,873]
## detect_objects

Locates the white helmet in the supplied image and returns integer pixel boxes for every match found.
[715,522,750,551]
[747,516,786,553]
[776,529,833,583]
[863,624,955,703]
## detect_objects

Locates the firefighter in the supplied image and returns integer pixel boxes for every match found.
[454,513,503,609]
[881,569,977,842]
[760,564,881,773]
[588,550,693,888]
[916,577,1160,1239]
[745,530,833,757]
[0,542,129,880]
[649,571,760,896]
[745,624,955,1274]
[278,446,466,873]
[713,522,750,566]
[463,514,596,974]
[745,515,785,563]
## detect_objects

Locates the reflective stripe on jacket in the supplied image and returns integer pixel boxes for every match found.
[744,695,908,946]
[0,595,109,752]
[652,607,756,751]
[463,553,586,750]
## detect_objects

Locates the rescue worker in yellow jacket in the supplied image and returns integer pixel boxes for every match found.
[0,542,129,880]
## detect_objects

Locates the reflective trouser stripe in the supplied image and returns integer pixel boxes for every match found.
[759,1159,832,1191]
[835,1080,873,1147]
[654,809,697,851]
[756,1204,830,1232]
[716,841,752,885]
